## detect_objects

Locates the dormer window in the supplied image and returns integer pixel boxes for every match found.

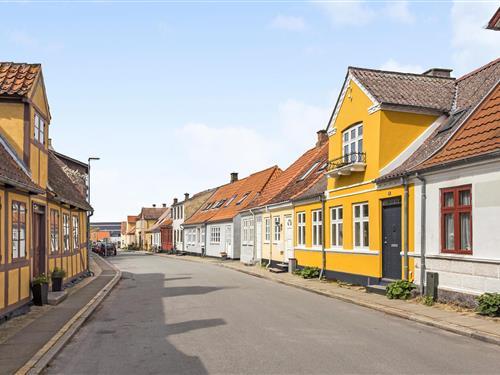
[342,123,363,162]
[34,113,45,145]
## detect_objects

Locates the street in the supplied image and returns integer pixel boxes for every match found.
[46,252,500,374]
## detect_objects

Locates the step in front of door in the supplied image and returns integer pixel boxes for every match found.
[366,284,387,296]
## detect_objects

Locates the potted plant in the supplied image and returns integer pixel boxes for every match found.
[51,267,66,292]
[31,274,50,306]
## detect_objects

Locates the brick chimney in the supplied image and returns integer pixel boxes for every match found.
[230,172,238,183]
[423,68,453,78]
[162,203,167,208]
[316,130,328,146]
[184,193,190,200]
[173,198,178,204]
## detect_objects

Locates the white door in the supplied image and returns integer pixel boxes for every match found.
[256,217,262,261]
[225,225,232,257]
[285,215,294,261]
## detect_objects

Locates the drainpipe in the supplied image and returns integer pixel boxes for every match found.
[402,177,409,281]
[416,173,426,295]
[249,208,256,264]
[267,208,272,268]
[203,223,207,257]
[319,193,326,280]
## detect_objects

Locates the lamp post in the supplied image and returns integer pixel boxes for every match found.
[87,157,100,272]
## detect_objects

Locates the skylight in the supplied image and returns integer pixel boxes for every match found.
[298,161,319,182]
[225,195,237,206]
[236,192,250,205]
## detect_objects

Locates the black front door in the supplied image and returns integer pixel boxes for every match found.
[33,204,46,277]
[382,198,402,279]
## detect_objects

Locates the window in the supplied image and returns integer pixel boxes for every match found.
[242,220,248,243]
[297,212,306,246]
[264,218,270,242]
[353,203,369,248]
[225,195,237,206]
[342,123,363,162]
[210,226,221,244]
[12,201,26,258]
[63,214,70,251]
[242,218,255,245]
[72,216,79,251]
[330,206,343,247]
[34,113,45,145]
[200,227,205,244]
[236,192,250,205]
[441,185,472,254]
[312,210,323,247]
[297,162,319,182]
[50,209,59,253]
[273,217,281,242]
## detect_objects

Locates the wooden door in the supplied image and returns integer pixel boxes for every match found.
[33,204,46,277]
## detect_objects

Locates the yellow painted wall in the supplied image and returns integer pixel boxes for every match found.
[0,272,4,309]
[20,266,30,300]
[8,269,19,306]
[0,102,24,158]
[0,190,4,266]
[261,207,294,262]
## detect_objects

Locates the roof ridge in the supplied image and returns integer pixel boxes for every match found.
[457,57,500,82]
[348,66,456,80]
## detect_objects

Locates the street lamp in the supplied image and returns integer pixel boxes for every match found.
[87,157,100,273]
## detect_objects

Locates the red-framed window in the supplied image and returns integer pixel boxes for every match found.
[441,185,472,254]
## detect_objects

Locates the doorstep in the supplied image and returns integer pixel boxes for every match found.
[47,291,67,306]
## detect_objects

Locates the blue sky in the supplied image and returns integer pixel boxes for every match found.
[1,1,498,221]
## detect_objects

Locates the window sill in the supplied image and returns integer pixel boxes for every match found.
[327,248,379,255]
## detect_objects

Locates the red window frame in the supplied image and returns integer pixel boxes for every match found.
[440,185,472,255]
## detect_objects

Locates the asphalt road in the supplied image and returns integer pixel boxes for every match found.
[46,252,500,374]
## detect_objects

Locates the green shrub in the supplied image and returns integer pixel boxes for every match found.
[296,266,320,279]
[32,274,50,285]
[476,292,500,317]
[386,280,416,300]
[421,295,434,306]
[51,267,66,279]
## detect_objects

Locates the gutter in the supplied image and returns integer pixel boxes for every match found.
[416,173,426,295]
[402,177,409,280]
[319,193,326,280]
[249,208,257,264]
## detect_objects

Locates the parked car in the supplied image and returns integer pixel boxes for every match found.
[92,241,117,257]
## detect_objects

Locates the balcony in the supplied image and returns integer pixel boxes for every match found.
[326,152,366,177]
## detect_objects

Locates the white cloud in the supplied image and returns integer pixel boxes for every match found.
[317,1,375,26]
[380,59,423,74]
[385,1,415,24]
[451,1,500,75]
[270,14,306,31]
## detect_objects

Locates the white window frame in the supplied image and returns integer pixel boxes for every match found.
[297,212,306,246]
[210,226,221,244]
[264,218,270,242]
[342,123,363,162]
[312,209,322,247]
[353,203,369,249]
[273,217,281,243]
[72,215,79,251]
[330,206,343,248]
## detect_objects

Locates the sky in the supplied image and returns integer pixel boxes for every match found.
[1,1,499,221]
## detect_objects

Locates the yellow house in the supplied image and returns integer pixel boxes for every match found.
[135,206,168,250]
[294,66,456,285]
[0,62,92,319]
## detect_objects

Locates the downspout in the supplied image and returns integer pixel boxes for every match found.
[402,177,409,281]
[416,173,426,295]
[319,193,326,280]
[249,208,256,264]
[267,208,272,268]
[203,222,207,257]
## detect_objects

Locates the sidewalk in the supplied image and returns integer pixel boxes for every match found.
[158,253,500,346]
[0,254,119,374]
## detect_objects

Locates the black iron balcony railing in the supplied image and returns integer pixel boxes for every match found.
[327,152,366,171]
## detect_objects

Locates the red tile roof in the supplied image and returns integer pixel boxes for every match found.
[487,7,500,30]
[127,215,138,224]
[184,166,280,225]
[0,62,40,96]
[138,207,168,221]
[419,83,500,168]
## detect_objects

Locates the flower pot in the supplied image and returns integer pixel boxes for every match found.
[31,283,49,306]
[51,277,63,292]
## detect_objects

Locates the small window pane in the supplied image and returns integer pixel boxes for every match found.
[459,190,471,206]
[444,192,454,207]
[331,209,336,221]
[354,206,360,218]
[358,125,363,136]
[444,213,454,249]
[339,208,343,219]
[363,222,369,247]
[460,213,471,250]
[344,133,349,142]
[332,224,337,246]
[354,222,360,247]
[357,139,363,154]
[363,204,369,217]
[338,224,343,246]
[351,129,356,138]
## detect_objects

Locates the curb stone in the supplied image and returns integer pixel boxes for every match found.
[157,253,500,347]
[15,255,122,375]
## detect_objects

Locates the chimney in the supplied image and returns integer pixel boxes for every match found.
[152,204,156,208]
[423,68,453,78]
[316,129,328,146]
[162,203,167,208]
[230,172,238,183]
[173,198,178,204]
[48,138,54,150]
[184,193,190,200]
